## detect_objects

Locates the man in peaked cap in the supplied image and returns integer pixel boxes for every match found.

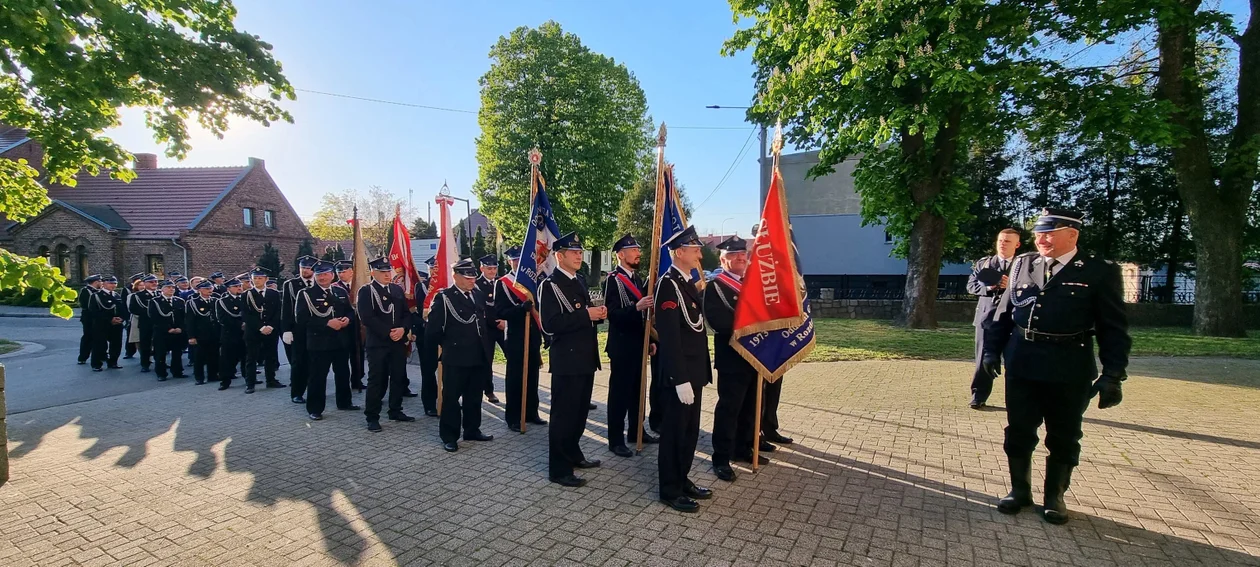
[77,274,103,365]
[334,259,366,392]
[475,253,505,404]
[496,245,546,432]
[215,277,248,389]
[602,233,660,458]
[148,279,187,381]
[414,255,439,416]
[121,273,142,359]
[654,225,714,512]
[967,228,1022,409]
[209,272,228,296]
[538,232,606,487]
[283,255,319,404]
[425,258,496,451]
[127,274,160,372]
[983,207,1131,525]
[243,267,284,393]
[296,260,359,420]
[88,275,126,371]
[184,279,221,385]
[360,257,414,432]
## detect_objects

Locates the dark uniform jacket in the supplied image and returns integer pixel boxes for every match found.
[968,255,1014,328]
[282,277,314,335]
[184,295,221,343]
[243,287,282,342]
[703,273,755,375]
[215,293,247,344]
[985,251,1131,383]
[495,276,541,363]
[147,294,186,335]
[295,285,355,352]
[127,290,155,323]
[425,286,493,367]
[358,281,412,349]
[538,269,602,375]
[79,286,96,322]
[476,275,502,337]
[602,265,651,362]
[412,279,429,338]
[654,266,713,387]
[87,288,126,325]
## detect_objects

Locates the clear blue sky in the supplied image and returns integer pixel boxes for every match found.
[105,0,765,240]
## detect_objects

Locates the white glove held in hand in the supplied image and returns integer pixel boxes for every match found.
[675,383,694,405]
[282,331,293,345]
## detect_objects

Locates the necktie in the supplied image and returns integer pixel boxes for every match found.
[1045,259,1057,284]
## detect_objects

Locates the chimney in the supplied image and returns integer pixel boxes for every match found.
[133,153,158,169]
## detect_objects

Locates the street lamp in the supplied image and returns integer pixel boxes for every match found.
[720,217,735,237]
[442,181,474,258]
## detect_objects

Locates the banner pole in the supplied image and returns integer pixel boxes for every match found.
[753,374,764,473]
[437,347,444,417]
[636,123,667,454]
[522,148,542,434]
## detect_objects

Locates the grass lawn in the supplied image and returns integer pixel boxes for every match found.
[490,320,1258,365]
[0,338,20,356]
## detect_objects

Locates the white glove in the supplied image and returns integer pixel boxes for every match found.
[675,383,694,405]
[282,331,293,345]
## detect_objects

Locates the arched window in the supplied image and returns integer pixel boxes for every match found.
[55,244,71,277]
[36,245,50,260]
[76,245,89,282]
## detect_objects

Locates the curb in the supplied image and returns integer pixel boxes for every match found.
[0,341,44,359]
[0,313,62,319]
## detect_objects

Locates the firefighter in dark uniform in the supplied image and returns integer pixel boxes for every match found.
[414,257,439,416]
[496,246,546,432]
[967,228,1021,408]
[602,234,660,456]
[538,233,605,487]
[984,207,1130,525]
[654,225,714,512]
[359,257,414,431]
[184,280,220,385]
[88,275,126,371]
[215,278,248,389]
[334,260,367,392]
[209,272,228,297]
[243,267,284,393]
[122,273,141,359]
[128,274,159,372]
[148,280,187,381]
[425,258,496,452]
[283,256,318,404]
[77,275,102,364]
[296,261,360,420]
[475,254,504,404]
[704,236,769,482]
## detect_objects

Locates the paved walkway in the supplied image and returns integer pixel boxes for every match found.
[2,357,1259,566]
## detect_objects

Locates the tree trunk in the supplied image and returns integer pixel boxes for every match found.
[1156,0,1254,336]
[587,248,602,288]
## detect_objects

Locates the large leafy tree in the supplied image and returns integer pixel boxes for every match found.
[306,186,414,249]
[474,22,653,284]
[410,217,438,239]
[1,0,293,316]
[614,163,692,249]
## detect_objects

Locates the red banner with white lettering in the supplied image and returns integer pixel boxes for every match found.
[423,194,457,312]
[388,209,422,310]
[731,167,805,335]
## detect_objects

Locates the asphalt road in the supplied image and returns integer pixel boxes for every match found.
[0,317,291,414]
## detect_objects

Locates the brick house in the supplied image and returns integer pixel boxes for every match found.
[0,125,312,284]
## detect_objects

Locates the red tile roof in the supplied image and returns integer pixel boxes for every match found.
[0,126,30,154]
[46,166,249,239]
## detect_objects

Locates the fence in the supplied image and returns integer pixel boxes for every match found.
[806,275,974,302]
[1129,274,1260,304]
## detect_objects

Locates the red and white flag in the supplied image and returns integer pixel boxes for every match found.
[424,194,458,312]
[388,207,423,310]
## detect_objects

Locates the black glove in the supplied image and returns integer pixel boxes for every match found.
[981,353,1001,380]
[1092,374,1124,409]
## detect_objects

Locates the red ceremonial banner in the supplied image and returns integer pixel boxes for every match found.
[388,211,422,310]
[731,167,805,336]
[424,195,457,312]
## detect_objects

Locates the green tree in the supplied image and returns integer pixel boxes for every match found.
[950,145,1028,265]
[294,239,314,275]
[307,186,412,249]
[471,227,488,263]
[700,246,721,272]
[614,163,692,253]
[474,21,653,285]
[257,242,284,279]
[0,0,293,316]
[411,217,438,239]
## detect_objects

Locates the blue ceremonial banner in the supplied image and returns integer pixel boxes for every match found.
[511,171,561,301]
[733,296,815,381]
[656,166,700,280]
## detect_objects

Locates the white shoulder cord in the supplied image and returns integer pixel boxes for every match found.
[1010,256,1037,308]
[714,282,735,312]
[670,279,705,333]
[152,296,174,319]
[303,289,334,318]
[440,291,482,336]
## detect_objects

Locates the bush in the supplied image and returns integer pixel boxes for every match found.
[0,287,71,307]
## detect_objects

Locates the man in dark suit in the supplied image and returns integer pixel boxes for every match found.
[148,280,187,381]
[335,260,367,392]
[77,274,102,364]
[360,257,414,431]
[209,272,228,297]
[88,275,126,371]
[475,254,504,404]
[539,233,605,487]
[296,261,360,420]
[967,227,1021,408]
[601,234,660,457]
[425,258,496,452]
[122,273,141,359]
[129,275,159,371]
[414,258,439,416]
[983,208,1131,525]
[654,225,715,513]
[243,268,284,393]
[215,278,248,390]
[496,246,546,433]
[283,256,317,404]
[184,280,220,385]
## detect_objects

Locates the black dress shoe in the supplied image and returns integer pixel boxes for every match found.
[172,373,187,378]
[107,364,122,369]
[610,445,633,458]
[486,394,501,404]
[507,424,521,433]
[587,402,597,410]
[244,386,255,394]
[660,496,699,513]
[641,432,660,444]
[266,381,286,388]
[765,431,794,444]
[339,405,362,411]
[550,474,587,488]
[92,367,103,372]
[575,459,601,469]
[735,453,770,465]
[713,462,737,482]
[443,441,458,452]
[291,396,305,404]
[970,389,985,410]
[759,440,777,453]
[464,432,494,442]
[528,417,548,425]
[402,390,418,398]
[388,412,416,422]
[140,367,151,373]
[367,421,382,432]
[684,485,714,500]
[218,384,230,391]
[308,413,322,421]
[157,376,168,382]
[424,409,439,417]
[77,360,87,365]
[195,379,205,385]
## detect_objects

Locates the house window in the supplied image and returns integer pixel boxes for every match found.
[36,245,50,260]
[76,245,89,282]
[146,254,164,276]
[263,210,275,229]
[884,231,893,244]
[243,207,255,227]
[55,244,71,277]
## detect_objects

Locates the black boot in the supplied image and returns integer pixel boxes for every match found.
[1040,461,1073,525]
[996,455,1034,515]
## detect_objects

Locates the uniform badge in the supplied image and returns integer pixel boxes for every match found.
[661,301,677,310]
[1073,260,1085,268]
[575,302,582,308]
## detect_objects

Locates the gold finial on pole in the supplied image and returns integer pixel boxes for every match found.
[771,120,784,157]
[528,147,542,166]
[657,123,667,148]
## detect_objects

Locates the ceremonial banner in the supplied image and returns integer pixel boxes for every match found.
[388,208,423,310]
[654,165,699,280]
[730,160,815,381]
[511,169,561,301]
[348,208,370,306]
[424,194,458,312]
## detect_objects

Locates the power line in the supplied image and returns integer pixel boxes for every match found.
[695,126,758,210]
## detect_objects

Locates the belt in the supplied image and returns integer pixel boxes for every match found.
[1016,325,1092,345]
